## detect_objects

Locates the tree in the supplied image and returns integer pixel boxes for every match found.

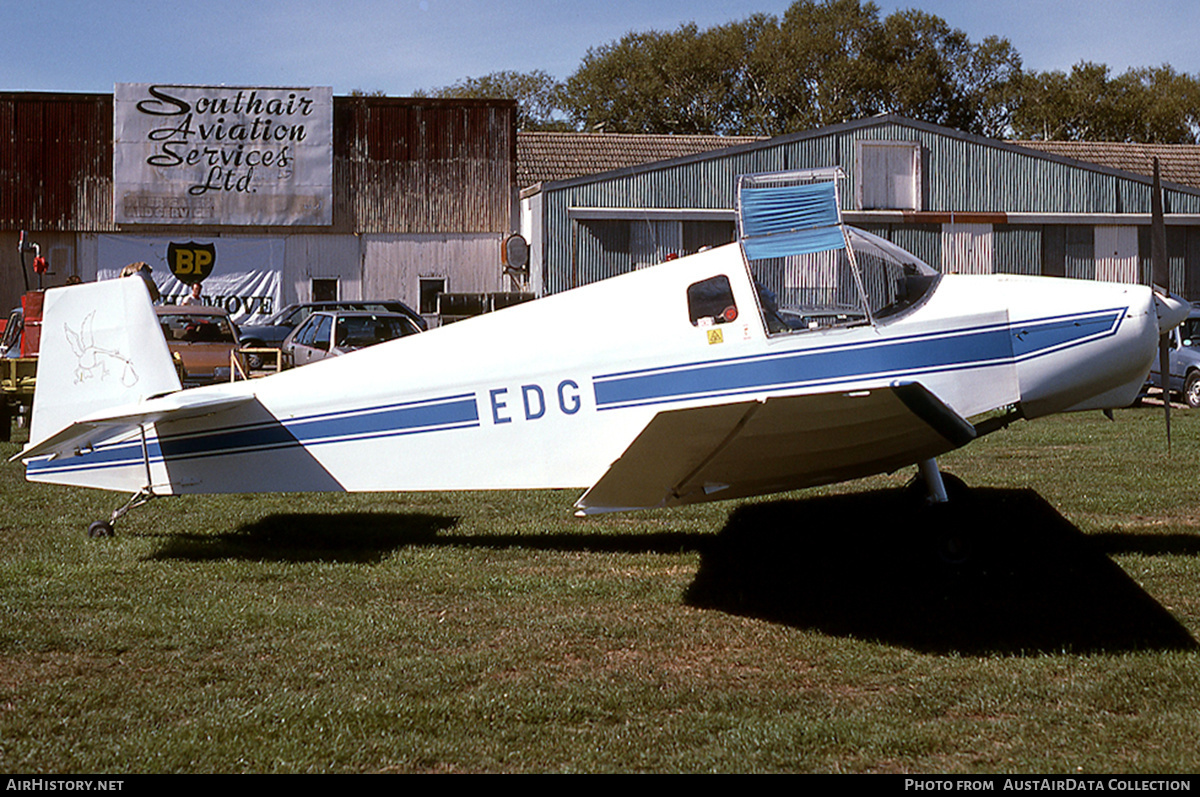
[959,36,1025,139]
[563,23,749,134]
[1011,63,1200,143]
[418,0,1197,142]
[417,70,572,131]
[560,0,1025,137]
[741,0,881,134]
[1125,66,1200,143]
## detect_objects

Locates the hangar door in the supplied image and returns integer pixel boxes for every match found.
[941,223,993,275]
[1094,226,1138,284]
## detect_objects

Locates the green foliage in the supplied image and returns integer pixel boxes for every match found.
[1012,62,1200,143]
[561,0,1023,137]
[564,20,768,134]
[415,1,1198,142]
[417,69,572,131]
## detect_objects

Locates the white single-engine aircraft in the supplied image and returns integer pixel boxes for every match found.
[17,168,1191,536]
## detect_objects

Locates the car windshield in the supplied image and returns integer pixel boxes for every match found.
[1181,316,1200,347]
[159,314,236,343]
[262,303,406,328]
[274,307,309,327]
[334,315,417,348]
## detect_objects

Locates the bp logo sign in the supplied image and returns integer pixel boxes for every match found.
[167,241,215,284]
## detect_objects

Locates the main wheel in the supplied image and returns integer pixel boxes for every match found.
[87,520,114,538]
[1186,371,1200,409]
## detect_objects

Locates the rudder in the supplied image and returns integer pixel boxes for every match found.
[28,278,181,450]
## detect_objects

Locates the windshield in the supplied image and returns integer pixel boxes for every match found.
[334,315,418,349]
[1181,316,1200,347]
[159,314,237,344]
[750,226,939,334]
[262,306,307,327]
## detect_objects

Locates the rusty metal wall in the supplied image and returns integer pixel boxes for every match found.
[0,93,517,313]
[336,97,517,234]
[0,93,112,231]
[0,93,517,235]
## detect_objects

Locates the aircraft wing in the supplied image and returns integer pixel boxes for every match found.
[575,382,977,514]
[17,393,257,462]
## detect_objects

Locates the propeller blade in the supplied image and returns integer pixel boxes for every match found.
[1160,332,1172,452]
[1149,157,1183,452]
[1151,158,1169,292]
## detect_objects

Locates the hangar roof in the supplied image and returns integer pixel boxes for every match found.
[516,122,1200,196]
[1015,140,1200,190]
[517,132,764,188]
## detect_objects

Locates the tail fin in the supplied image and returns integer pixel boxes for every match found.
[28,278,181,450]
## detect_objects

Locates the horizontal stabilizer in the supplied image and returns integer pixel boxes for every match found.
[17,393,256,462]
[575,383,974,514]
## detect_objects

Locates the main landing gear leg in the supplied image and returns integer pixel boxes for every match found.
[88,487,157,538]
[86,423,158,538]
[918,458,949,504]
[914,457,973,564]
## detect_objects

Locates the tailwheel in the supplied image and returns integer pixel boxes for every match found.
[87,520,115,538]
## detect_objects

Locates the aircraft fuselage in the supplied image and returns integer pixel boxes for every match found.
[24,239,1160,505]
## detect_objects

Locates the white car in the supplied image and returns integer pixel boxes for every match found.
[281,310,421,367]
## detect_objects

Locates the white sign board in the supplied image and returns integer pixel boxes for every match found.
[114,83,333,226]
[97,235,283,324]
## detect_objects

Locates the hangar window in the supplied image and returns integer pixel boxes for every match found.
[419,277,446,315]
[687,275,738,326]
[856,141,921,210]
[312,278,338,302]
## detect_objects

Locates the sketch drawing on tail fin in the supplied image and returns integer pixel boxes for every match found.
[64,311,139,387]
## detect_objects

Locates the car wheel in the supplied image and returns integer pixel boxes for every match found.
[1186,371,1200,409]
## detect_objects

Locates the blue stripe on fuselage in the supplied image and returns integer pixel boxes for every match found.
[26,393,480,476]
[593,309,1125,410]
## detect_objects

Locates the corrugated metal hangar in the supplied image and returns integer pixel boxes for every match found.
[519,116,1200,301]
[1,90,519,324]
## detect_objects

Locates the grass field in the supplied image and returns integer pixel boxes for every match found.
[1,408,1198,773]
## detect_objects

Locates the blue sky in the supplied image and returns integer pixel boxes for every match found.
[2,0,1196,95]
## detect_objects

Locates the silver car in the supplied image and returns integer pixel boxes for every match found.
[281,310,421,367]
[1147,305,1200,407]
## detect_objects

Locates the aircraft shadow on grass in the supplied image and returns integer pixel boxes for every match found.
[145,511,704,563]
[146,480,1197,655]
[684,478,1199,655]
[146,512,460,565]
